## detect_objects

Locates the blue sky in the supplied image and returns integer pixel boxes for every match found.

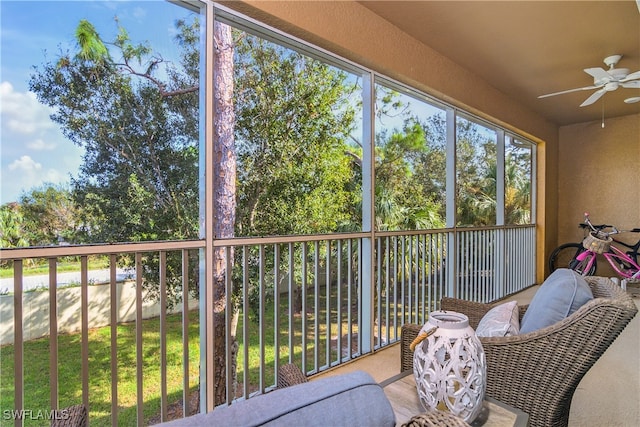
[0,0,194,204]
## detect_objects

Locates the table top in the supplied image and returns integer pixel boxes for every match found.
[380,371,529,427]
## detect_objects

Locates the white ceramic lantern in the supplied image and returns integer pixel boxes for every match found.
[412,310,486,423]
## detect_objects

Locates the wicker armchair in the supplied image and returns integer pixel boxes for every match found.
[51,404,87,427]
[401,411,471,427]
[401,276,637,427]
[277,363,309,388]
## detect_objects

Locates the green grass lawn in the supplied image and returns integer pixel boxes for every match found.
[0,284,362,426]
[0,310,200,426]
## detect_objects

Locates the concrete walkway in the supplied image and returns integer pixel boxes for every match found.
[0,268,134,293]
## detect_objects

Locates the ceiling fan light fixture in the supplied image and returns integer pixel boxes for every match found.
[623,96,640,104]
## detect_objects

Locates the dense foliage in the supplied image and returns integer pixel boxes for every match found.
[4,16,532,248]
[2,14,532,404]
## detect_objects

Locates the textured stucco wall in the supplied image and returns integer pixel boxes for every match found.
[221,0,561,281]
[558,113,640,277]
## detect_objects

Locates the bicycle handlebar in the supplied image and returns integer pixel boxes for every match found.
[578,222,610,230]
[582,213,640,236]
[577,213,640,255]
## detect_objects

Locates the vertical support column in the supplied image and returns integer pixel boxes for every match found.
[530,140,538,282]
[496,130,506,296]
[225,246,234,403]
[109,254,118,427]
[159,251,168,421]
[13,260,23,427]
[200,1,216,413]
[360,71,374,353]
[325,241,331,365]
[288,243,294,362]
[242,245,250,398]
[181,249,190,418]
[301,243,308,371]
[48,258,58,410]
[135,253,144,425]
[445,108,457,298]
[273,245,280,381]
[496,130,506,226]
[81,257,89,414]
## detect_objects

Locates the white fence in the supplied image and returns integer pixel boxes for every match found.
[0,281,199,345]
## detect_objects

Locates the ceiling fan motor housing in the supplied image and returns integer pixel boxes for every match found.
[603,54,622,68]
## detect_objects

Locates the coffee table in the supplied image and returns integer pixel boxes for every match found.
[380,371,529,426]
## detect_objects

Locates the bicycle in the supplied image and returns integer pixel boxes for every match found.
[548,220,609,275]
[549,213,640,279]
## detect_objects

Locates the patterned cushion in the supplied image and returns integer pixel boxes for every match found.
[476,301,519,337]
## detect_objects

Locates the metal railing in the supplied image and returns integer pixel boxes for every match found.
[0,225,535,425]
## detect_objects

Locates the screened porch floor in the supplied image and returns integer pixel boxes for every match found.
[315,285,640,427]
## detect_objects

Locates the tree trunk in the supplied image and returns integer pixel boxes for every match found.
[212,20,237,406]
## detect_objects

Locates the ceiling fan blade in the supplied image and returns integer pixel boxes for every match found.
[580,88,606,107]
[621,80,640,88]
[538,85,600,98]
[620,70,640,82]
[584,67,611,81]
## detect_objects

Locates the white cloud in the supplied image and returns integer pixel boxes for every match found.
[2,155,68,203]
[8,155,42,172]
[0,81,57,136]
[1,81,82,204]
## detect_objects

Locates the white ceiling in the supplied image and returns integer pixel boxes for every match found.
[360,1,640,126]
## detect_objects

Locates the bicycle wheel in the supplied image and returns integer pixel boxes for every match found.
[570,251,598,276]
[548,243,593,273]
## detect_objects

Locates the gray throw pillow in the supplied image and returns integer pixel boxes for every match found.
[520,268,593,334]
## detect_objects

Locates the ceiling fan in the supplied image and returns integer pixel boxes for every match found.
[538,55,640,107]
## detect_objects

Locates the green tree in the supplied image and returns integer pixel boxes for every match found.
[30,19,200,244]
[416,114,448,213]
[19,183,80,245]
[234,35,357,236]
[455,119,497,226]
[0,203,29,249]
[28,15,365,406]
[468,156,532,225]
[231,34,360,317]
[374,120,445,231]
[29,17,237,405]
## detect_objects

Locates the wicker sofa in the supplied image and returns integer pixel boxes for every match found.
[401,276,637,427]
